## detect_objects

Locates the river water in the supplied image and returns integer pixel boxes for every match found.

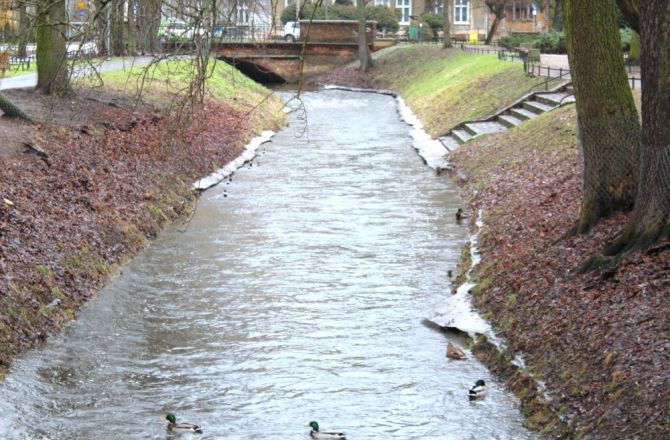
[0,89,535,439]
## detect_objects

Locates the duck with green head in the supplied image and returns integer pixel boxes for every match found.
[307,421,346,439]
[456,208,470,221]
[468,379,487,400]
[165,413,203,434]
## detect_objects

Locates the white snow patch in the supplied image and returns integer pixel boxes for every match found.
[192,130,275,191]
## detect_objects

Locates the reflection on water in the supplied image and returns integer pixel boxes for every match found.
[0,90,536,439]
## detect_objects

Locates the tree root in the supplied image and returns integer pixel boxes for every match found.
[0,93,33,122]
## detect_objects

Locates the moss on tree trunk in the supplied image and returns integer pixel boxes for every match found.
[609,1,670,252]
[36,0,69,95]
[563,0,640,233]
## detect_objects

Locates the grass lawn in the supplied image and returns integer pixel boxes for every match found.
[0,63,37,78]
[369,46,561,136]
[99,58,277,113]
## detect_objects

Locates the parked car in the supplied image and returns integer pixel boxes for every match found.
[159,18,204,42]
[284,21,300,42]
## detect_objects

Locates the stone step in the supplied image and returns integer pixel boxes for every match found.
[523,100,556,114]
[464,121,508,136]
[510,107,539,120]
[535,92,573,107]
[452,128,474,144]
[438,135,460,152]
[498,114,523,128]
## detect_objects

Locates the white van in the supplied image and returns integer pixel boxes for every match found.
[284,21,300,42]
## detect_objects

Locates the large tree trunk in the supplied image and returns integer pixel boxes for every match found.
[563,0,640,233]
[357,0,373,73]
[36,0,69,95]
[606,1,670,252]
[442,0,451,48]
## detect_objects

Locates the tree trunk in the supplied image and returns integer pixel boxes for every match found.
[552,0,562,31]
[443,0,451,48]
[563,0,640,233]
[95,0,111,56]
[17,3,29,58]
[485,15,501,45]
[111,0,125,56]
[357,0,373,73]
[36,0,69,95]
[147,0,162,54]
[616,0,639,33]
[606,1,670,252]
[127,0,137,55]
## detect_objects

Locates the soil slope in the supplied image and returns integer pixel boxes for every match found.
[0,63,284,378]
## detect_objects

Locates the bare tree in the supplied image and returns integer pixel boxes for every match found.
[484,0,507,45]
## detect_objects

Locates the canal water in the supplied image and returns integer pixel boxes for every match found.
[0,89,536,439]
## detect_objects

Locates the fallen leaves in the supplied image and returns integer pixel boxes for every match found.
[450,106,670,438]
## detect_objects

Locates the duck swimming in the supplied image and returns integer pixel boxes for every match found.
[165,413,203,434]
[456,208,471,221]
[307,421,347,439]
[468,379,487,400]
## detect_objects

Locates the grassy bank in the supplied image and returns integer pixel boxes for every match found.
[316,46,558,136]
[0,59,284,378]
[450,104,669,438]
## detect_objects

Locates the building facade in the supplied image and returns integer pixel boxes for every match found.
[274,0,552,39]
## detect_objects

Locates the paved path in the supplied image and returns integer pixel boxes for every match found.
[0,56,154,91]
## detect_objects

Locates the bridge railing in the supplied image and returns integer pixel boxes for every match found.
[214,24,285,43]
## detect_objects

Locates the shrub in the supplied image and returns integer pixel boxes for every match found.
[367,5,400,32]
[499,33,539,49]
[619,26,633,51]
[532,29,566,54]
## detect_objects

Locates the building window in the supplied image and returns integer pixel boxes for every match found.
[454,0,469,24]
[284,0,294,6]
[375,0,390,6]
[236,0,250,24]
[435,1,444,15]
[397,0,411,25]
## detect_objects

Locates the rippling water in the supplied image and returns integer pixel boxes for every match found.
[0,90,535,439]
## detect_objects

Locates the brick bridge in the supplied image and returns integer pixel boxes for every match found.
[212,20,380,83]
[214,42,363,83]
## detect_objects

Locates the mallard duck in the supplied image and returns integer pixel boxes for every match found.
[165,413,203,434]
[307,421,347,439]
[456,208,470,221]
[446,342,467,360]
[468,379,487,400]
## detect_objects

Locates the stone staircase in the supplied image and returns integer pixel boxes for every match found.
[438,86,576,151]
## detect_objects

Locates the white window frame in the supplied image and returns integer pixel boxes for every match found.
[284,0,295,6]
[375,0,390,6]
[396,0,411,25]
[434,0,444,15]
[454,0,469,24]
[236,0,250,24]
